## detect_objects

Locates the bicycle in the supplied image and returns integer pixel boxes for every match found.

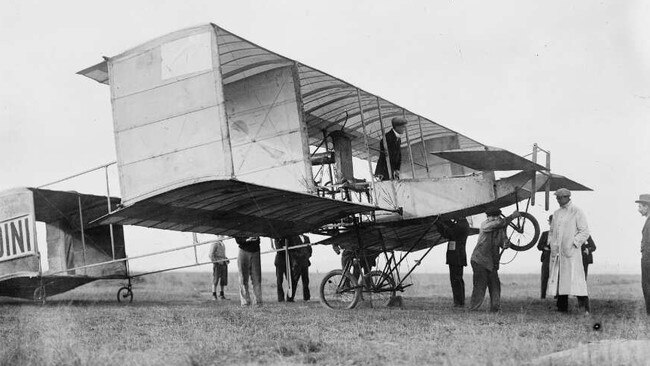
[319,249,397,309]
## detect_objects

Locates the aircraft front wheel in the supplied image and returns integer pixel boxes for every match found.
[117,286,133,303]
[505,211,540,252]
[319,269,360,310]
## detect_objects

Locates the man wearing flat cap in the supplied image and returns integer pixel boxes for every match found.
[636,193,650,315]
[547,188,591,314]
[469,208,520,312]
[375,117,407,181]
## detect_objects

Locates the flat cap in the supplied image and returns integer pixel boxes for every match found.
[485,207,502,216]
[391,117,407,126]
[635,194,650,205]
[554,188,571,197]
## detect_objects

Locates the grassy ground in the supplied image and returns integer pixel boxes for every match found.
[1,272,648,365]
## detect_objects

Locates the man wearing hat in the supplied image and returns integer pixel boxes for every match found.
[374,117,407,181]
[636,193,650,315]
[547,188,591,314]
[469,207,520,312]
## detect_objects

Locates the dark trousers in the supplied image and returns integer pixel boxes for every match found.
[448,265,465,306]
[583,261,590,280]
[289,265,310,301]
[540,259,550,299]
[469,261,501,312]
[556,295,590,312]
[275,261,289,302]
[642,256,650,315]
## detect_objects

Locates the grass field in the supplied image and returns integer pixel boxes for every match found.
[1,272,649,365]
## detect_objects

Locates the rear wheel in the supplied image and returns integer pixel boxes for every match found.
[319,269,360,310]
[364,270,396,307]
[505,212,540,251]
[117,286,133,303]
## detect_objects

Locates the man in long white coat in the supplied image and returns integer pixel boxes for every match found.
[547,188,591,314]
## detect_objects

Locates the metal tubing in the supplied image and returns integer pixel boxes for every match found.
[402,110,416,179]
[38,161,116,188]
[545,150,551,210]
[531,144,538,206]
[376,97,392,179]
[417,117,431,178]
[356,88,377,205]
[192,233,199,264]
[77,195,87,275]
[285,239,292,296]
[104,166,116,260]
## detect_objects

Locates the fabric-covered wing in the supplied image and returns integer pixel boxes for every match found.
[94,179,378,238]
[0,273,121,300]
[78,24,489,178]
[29,188,121,226]
[319,219,447,252]
[535,173,592,192]
[432,148,548,171]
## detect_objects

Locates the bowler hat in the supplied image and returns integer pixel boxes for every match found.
[391,117,407,126]
[635,194,650,205]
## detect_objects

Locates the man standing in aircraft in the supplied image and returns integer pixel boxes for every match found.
[547,188,591,314]
[469,208,519,312]
[537,215,552,299]
[235,236,263,306]
[209,236,229,300]
[437,218,471,307]
[636,194,650,315]
[374,117,407,181]
[581,236,596,279]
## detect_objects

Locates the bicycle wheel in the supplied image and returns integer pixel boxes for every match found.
[364,270,396,307]
[505,212,540,252]
[319,269,361,310]
[117,286,133,303]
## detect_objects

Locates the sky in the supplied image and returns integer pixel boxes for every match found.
[1,0,649,277]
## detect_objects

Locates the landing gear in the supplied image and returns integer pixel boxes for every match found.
[117,278,133,303]
[117,286,133,303]
[319,269,360,310]
[505,211,540,251]
[364,270,396,307]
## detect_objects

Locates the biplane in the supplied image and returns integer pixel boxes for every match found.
[1,23,590,306]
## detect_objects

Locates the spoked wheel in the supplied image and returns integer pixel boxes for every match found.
[319,269,361,310]
[364,270,396,307]
[117,286,133,303]
[33,286,46,303]
[505,212,540,251]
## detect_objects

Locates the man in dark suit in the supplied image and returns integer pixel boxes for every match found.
[288,234,312,302]
[537,215,552,299]
[374,117,407,181]
[581,236,596,279]
[437,218,471,307]
[636,193,650,315]
[273,235,301,302]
